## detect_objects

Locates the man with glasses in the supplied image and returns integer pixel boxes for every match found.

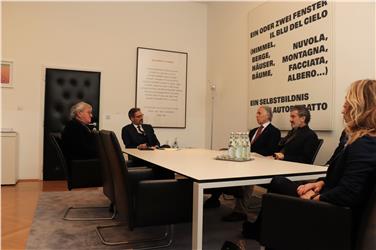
[121,108,160,149]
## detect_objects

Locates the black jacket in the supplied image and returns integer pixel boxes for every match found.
[325,130,347,166]
[121,123,160,148]
[278,126,319,164]
[320,135,376,209]
[61,118,98,160]
[249,123,281,156]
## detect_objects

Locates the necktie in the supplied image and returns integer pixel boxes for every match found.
[137,125,145,135]
[251,125,264,144]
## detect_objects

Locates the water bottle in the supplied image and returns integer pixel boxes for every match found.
[241,133,248,159]
[172,137,179,148]
[244,132,251,159]
[235,132,242,160]
[228,132,235,159]
[248,131,252,157]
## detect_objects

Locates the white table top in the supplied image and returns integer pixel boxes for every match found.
[123,148,327,182]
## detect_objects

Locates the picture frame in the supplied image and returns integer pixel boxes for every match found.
[1,61,13,88]
[136,47,188,128]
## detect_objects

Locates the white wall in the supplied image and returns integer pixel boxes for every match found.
[207,2,261,150]
[1,2,208,179]
[207,1,375,164]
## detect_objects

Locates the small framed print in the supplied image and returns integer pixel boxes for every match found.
[1,61,13,88]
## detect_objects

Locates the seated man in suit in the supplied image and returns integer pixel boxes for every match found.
[215,105,320,222]
[121,108,174,178]
[204,106,281,218]
[274,105,319,164]
[249,106,281,156]
[121,108,160,149]
[62,101,98,160]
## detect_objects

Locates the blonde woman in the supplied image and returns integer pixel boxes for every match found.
[242,79,376,241]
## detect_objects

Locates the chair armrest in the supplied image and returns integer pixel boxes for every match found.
[126,159,144,168]
[134,179,193,227]
[260,193,352,250]
[70,158,99,167]
[128,167,155,183]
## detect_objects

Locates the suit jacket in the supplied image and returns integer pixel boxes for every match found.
[320,135,376,211]
[325,130,347,166]
[278,125,319,164]
[121,123,160,148]
[61,118,98,160]
[249,123,281,156]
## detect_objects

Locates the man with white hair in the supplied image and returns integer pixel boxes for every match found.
[61,101,97,160]
[248,106,281,156]
[204,106,281,221]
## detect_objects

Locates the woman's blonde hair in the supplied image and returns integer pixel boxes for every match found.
[344,79,376,144]
[70,101,92,119]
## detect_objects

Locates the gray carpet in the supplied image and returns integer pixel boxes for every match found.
[26,189,261,250]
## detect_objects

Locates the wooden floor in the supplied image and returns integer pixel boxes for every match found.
[1,180,68,250]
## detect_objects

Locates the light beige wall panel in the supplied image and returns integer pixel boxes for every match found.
[2,2,207,179]
[207,2,260,150]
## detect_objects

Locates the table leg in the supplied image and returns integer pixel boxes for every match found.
[192,182,203,250]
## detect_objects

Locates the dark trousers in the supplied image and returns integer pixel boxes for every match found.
[205,186,244,199]
[207,176,299,201]
[268,176,300,197]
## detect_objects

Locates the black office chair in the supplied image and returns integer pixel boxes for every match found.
[96,130,192,248]
[94,131,116,214]
[49,133,114,221]
[309,138,324,164]
[49,133,102,190]
[260,183,376,250]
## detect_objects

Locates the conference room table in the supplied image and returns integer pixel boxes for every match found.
[123,148,327,250]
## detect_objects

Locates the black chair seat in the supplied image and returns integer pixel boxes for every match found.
[260,185,376,250]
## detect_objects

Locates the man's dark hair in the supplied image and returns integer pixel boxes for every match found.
[291,105,311,124]
[128,108,141,119]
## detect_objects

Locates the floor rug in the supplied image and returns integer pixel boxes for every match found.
[26,189,260,250]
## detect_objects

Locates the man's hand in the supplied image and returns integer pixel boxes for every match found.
[300,189,316,200]
[137,143,148,149]
[274,152,284,160]
[297,181,325,196]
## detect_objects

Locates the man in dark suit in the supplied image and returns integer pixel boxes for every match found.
[121,108,160,149]
[121,108,174,178]
[274,105,319,164]
[204,106,281,219]
[249,106,281,156]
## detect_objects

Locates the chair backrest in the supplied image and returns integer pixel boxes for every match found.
[355,183,376,250]
[95,131,115,204]
[99,130,131,223]
[310,138,324,164]
[50,132,102,190]
[49,133,69,179]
